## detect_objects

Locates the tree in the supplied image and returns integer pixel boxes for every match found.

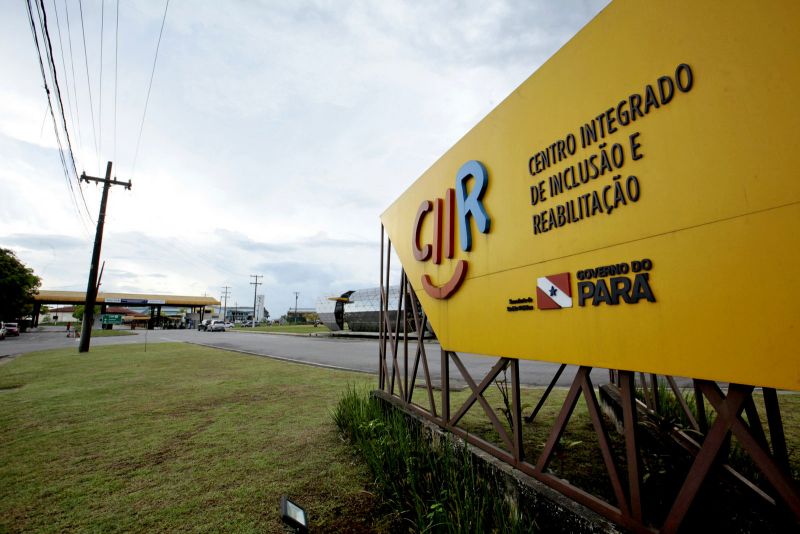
[72,305,100,323]
[0,248,41,322]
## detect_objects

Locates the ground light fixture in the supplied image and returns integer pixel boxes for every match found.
[280,495,308,533]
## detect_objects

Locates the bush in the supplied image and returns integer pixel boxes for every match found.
[333,387,529,533]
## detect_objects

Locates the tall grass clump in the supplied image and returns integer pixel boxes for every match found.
[333,387,530,533]
[636,379,709,433]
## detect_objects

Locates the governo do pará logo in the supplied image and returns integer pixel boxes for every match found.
[411,160,490,299]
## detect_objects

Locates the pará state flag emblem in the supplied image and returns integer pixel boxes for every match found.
[536,273,572,310]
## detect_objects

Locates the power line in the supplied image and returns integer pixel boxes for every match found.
[113,0,119,163]
[27,1,72,195]
[35,0,93,224]
[78,0,100,172]
[98,0,105,168]
[50,0,79,159]
[38,102,48,137]
[26,0,91,236]
[61,0,84,157]
[132,0,170,177]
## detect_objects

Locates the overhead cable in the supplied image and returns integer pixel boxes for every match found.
[61,0,84,156]
[113,0,119,163]
[50,0,79,157]
[78,0,100,172]
[98,0,105,170]
[36,0,93,223]
[25,0,91,236]
[132,0,171,177]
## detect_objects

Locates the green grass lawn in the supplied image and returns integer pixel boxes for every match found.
[90,329,138,337]
[0,343,376,533]
[232,324,330,335]
[44,328,136,338]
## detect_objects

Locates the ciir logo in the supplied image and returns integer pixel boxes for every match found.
[412,160,491,299]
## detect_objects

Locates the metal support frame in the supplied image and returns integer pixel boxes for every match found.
[376,227,799,532]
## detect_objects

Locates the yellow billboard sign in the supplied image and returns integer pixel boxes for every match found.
[380,0,800,391]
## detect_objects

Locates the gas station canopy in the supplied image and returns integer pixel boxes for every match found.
[34,290,220,308]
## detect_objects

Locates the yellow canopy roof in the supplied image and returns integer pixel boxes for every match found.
[35,290,220,307]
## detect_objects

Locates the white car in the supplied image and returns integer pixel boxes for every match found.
[3,323,19,336]
[224,322,234,329]
[207,320,226,332]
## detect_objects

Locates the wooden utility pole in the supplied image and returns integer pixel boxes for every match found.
[79,162,132,352]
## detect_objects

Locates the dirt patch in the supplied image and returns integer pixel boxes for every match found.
[162,391,274,417]
[0,354,20,366]
[313,490,393,533]
[109,418,215,473]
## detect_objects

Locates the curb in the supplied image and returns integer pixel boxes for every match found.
[185,341,374,376]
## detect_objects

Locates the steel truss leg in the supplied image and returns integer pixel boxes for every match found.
[662,382,800,533]
[620,371,643,521]
[525,363,566,423]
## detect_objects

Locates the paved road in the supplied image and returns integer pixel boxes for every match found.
[0,328,146,357]
[1,327,610,387]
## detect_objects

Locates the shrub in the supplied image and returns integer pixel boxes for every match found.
[333,387,529,533]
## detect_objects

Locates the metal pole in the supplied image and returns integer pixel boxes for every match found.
[378,225,385,390]
[253,281,257,325]
[250,275,262,327]
[222,286,230,323]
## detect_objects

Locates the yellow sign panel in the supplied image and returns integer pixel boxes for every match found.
[380,0,800,391]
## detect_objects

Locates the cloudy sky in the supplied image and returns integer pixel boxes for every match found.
[1,0,608,317]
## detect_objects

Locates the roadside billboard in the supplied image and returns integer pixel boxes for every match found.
[380,0,800,390]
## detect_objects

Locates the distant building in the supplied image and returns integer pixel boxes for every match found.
[224,305,268,323]
[285,307,317,324]
[316,287,431,334]
[45,306,78,323]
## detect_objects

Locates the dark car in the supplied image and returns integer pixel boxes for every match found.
[3,323,20,336]
[198,320,210,331]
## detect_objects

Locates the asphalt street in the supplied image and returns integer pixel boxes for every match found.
[1,327,610,387]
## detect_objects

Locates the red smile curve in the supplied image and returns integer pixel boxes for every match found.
[421,260,468,299]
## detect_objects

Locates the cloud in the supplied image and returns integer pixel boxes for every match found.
[1,233,85,251]
[0,0,610,315]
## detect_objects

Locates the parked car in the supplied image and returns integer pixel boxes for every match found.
[198,320,211,331]
[3,323,20,336]
[224,322,234,329]
[208,320,226,332]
